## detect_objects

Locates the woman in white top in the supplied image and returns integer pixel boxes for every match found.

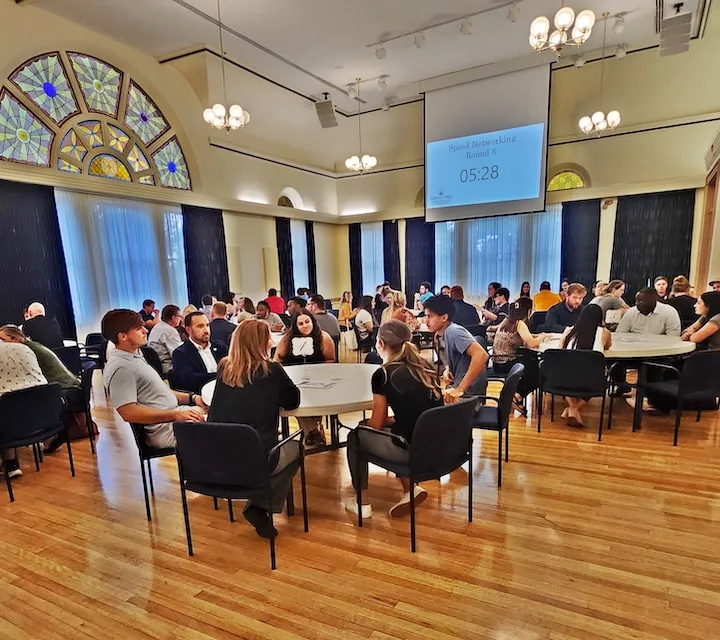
[558,304,612,427]
[354,295,376,340]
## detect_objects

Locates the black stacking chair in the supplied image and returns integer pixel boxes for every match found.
[82,332,104,368]
[173,422,308,569]
[364,350,383,365]
[465,324,487,339]
[61,365,97,454]
[473,363,524,487]
[353,325,376,362]
[639,351,720,445]
[529,311,547,333]
[129,423,175,521]
[0,384,74,502]
[140,347,164,379]
[280,314,292,328]
[538,349,609,440]
[332,334,341,363]
[53,346,84,376]
[350,397,477,552]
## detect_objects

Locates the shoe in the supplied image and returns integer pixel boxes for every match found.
[389,486,428,518]
[2,460,22,479]
[43,433,66,454]
[626,397,658,413]
[611,384,632,398]
[242,505,278,539]
[567,414,585,428]
[304,428,326,449]
[344,497,373,519]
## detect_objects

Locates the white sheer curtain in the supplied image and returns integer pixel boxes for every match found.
[55,190,189,339]
[290,219,309,292]
[361,222,385,296]
[435,203,562,301]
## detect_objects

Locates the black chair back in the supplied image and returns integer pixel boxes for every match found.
[324,300,334,310]
[364,350,383,365]
[465,324,486,338]
[498,363,525,428]
[0,383,63,446]
[140,346,164,378]
[53,346,82,376]
[540,349,606,395]
[98,339,109,369]
[174,422,268,490]
[280,314,292,328]
[329,309,339,318]
[332,334,341,363]
[529,312,547,333]
[409,397,477,480]
[679,350,720,398]
[85,332,104,347]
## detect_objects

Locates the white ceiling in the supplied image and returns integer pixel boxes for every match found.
[31,0,709,112]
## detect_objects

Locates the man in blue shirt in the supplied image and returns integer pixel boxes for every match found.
[424,295,489,402]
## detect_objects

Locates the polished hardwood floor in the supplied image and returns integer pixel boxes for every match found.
[1,360,719,639]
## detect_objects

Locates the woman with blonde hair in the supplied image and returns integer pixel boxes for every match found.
[380,290,418,330]
[667,275,697,330]
[208,319,301,539]
[338,291,356,328]
[344,320,443,520]
[178,304,198,341]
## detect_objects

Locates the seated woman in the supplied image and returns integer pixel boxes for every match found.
[380,290,419,331]
[208,320,301,539]
[344,321,443,519]
[558,304,612,427]
[354,295,377,342]
[274,311,335,447]
[667,275,698,331]
[231,297,255,325]
[590,279,628,326]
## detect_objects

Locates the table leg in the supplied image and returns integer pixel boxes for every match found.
[633,362,646,432]
[330,415,339,447]
[282,416,295,516]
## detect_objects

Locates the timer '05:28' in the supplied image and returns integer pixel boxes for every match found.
[460,166,499,183]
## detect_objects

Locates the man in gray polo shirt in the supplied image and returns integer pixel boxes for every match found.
[307,294,340,339]
[102,309,205,449]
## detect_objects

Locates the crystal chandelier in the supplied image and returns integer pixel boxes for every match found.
[345,79,377,173]
[578,14,621,135]
[529,3,595,55]
[202,0,250,132]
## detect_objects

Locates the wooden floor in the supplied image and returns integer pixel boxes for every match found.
[1,360,720,640]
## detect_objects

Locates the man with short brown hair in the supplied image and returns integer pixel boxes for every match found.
[449,286,480,328]
[208,301,236,348]
[539,283,586,332]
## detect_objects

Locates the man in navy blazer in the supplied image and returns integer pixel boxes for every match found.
[208,301,236,348]
[171,311,227,393]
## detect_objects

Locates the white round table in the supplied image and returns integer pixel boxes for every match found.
[270,332,283,349]
[539,333,695,359]
[201,362,379,417]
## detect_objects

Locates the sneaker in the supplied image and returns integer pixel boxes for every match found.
[3,460,22,479]
[242,505,278,539]
[344,497,372,519]
[389,486,428,518]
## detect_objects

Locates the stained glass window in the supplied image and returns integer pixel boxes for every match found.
[152,138,191,190]
[107,125,129,153]
[11,54,78,124]
[127,144,150,172]
[60,129,87,162]
[89,154,131,182]
[58,158,81,173]
[78,121,104,148]
[138,175,155,186]
[548,171,585,191]
[0,90,53,166]
[124,81,169,145]
[68,53,122,116]
[278,196,294,208]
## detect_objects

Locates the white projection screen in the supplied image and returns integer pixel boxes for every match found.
[424,64,551,223]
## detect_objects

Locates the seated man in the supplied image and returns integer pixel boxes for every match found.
[265,288,286,315]
[22,302,64,349]
[414,281,434,310]
[0,337,48,478]
[102,309,204,449]
[172,311,227,393]
[201,294,214,319]
[287,296,307,316]
[307,294,340,339]
[533,281,562,312]
[147,304,183,375]
[481,287,510,327]
[208,301,236,348]
[255,301,285,332]
[139,299,160,331]
[450,285,480,328]
[424,295,490,401]
[617,288,681,336]
[539,283,586,333]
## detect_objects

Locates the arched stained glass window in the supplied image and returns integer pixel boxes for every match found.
[548,170,586,191]
[278,195,294,208]
[1,51,192,190]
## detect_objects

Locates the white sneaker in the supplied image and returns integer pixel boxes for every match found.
[344,497,372,519]
[389,486,428,518]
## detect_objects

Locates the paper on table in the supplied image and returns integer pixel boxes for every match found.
[296,379,337,389]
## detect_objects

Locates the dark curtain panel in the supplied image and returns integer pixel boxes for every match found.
[404,218,436,302]
[305,220,318,294]
[275,218,294,300]
[383,220,401,289]
[561,199,601,297]
[182,205,230,306]
[0,180,76,338]
[611,189,696,301]
[349,223,363,306]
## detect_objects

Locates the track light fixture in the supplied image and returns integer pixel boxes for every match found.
[573,54,586,68]
[347,84,357,99]
[413,32,426,49]
[508,3,520,23]
[377,76,388,92]
[382,98,391,112]
[460,18,473,35]
[615,43,627,59]
[612,15,625,34]
[375,44,387,60]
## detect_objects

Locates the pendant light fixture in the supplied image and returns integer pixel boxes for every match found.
[578,13,621,135]
[529,2,595,55]
[202,0,250,132]
[345,79,377,173]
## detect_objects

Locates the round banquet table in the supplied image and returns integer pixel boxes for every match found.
[270,332,283,349]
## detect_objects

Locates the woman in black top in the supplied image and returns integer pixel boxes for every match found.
[520,281,531,298]
[274,311,335,446]
[208,319,301,539]
[667,275,697,330]
[345,320,443,520]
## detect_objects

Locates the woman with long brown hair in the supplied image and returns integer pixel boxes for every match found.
[344,320,443,520]
[208,319,301,539]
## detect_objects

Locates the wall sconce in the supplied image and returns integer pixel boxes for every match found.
[602,198,615,210]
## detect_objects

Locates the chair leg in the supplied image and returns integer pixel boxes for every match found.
[674,406,682,447]
[696,410,702,422]
[87,407,96,455]
[356,446,363,528]
[32,444,40,472]
[550,394,555,422]
[147,460,155,493]
[65,431,75,478]
[2,451,14,502]
[409,478,416,553]
[38,445,43,463]
[537,388,543,433]
[467,437,473,523]
[178,467,193,556]
[598,393,606,442]
[497,429,503,488]
[607,392,614,431]
[139,455,152,521]
[227,499,234,522]
[268,487,276,570]
[213,497,219,510]
[300,454,309,533]
[505,424,509,462]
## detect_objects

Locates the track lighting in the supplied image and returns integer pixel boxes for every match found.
[615,43,627,59]
[377,76,387,92]
[382,98,390,112]
[460,18,473,35]
[375,44,387,60]
[413,32,426,49]
[573,54,586,68]
[612,15,625,34]
[347,84,356,98]
[507,3,520,23]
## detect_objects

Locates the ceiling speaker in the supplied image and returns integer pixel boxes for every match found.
[315,97,338,129]
[660,11,692,56]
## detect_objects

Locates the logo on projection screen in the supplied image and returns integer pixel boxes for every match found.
[429,188,452,207]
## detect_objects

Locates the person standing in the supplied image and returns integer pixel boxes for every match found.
[22,302,64,349]
[147,304,184,375]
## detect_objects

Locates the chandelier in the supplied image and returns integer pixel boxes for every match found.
[345,79,377,173]
[202,0,250,132]
[578,13,621,135]
[529,3,595,55]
